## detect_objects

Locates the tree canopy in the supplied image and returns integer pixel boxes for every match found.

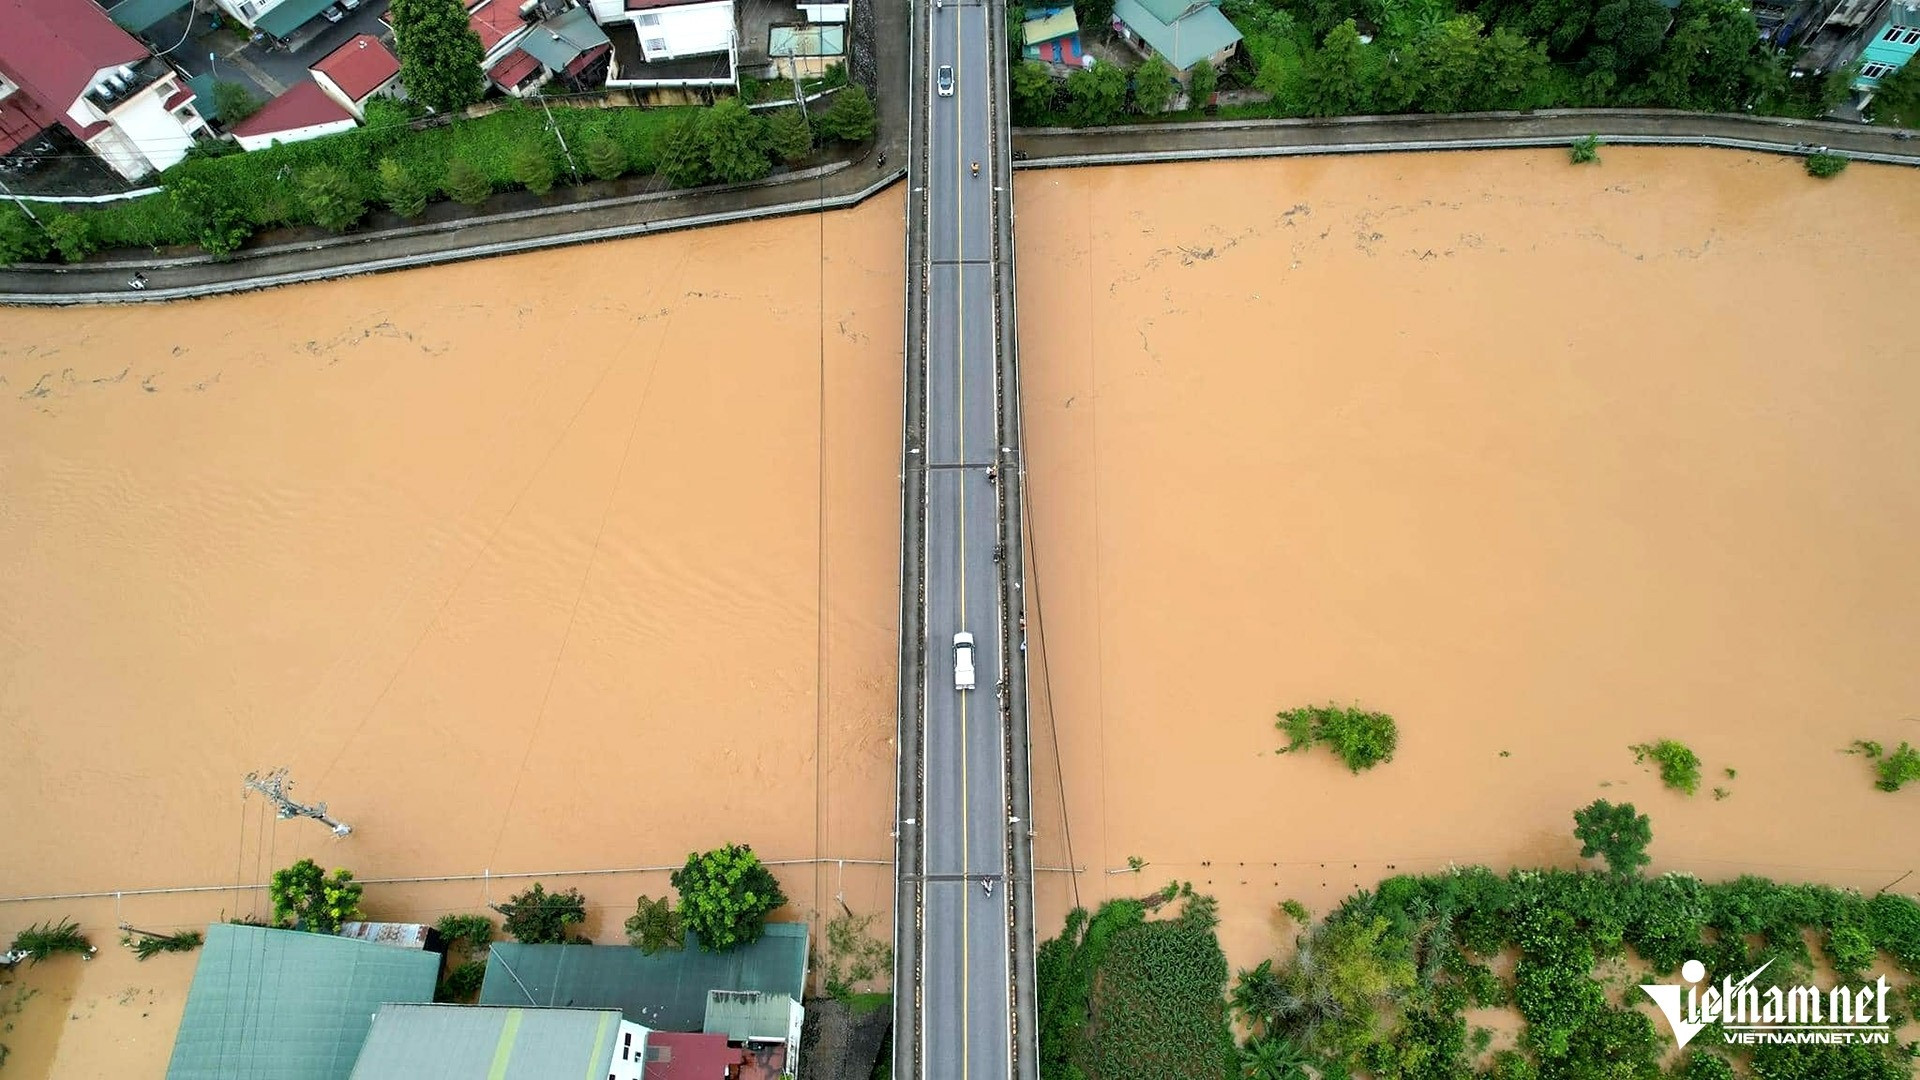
[496,883,587,944]
[388,0,485,113]
[269,858,363,934]
[1573,799,1652,876]
[670,843,788,951]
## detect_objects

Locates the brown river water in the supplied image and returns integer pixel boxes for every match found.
[2,148,1918,1075]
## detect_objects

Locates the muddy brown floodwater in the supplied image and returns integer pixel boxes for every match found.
[1014,148,1920,973]
[0,193,904,1077]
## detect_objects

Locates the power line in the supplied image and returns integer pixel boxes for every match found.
[243,767,353,837]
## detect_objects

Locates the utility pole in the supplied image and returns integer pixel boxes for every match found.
[0,175,48,234]
[244,767,352,837]
[537,94,579,180]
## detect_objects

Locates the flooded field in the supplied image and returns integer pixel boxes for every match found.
[1014,148,1920,972]
[0,194,904,1075]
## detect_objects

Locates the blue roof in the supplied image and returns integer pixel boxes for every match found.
[479,923,810,1033]
[1114,0,1240,69]
[166,923,439,1080]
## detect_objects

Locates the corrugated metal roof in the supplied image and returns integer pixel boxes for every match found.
[256,0,341,39]
[480,923,809,1033]
[166,923,440,1080]
[348,1004,620,1080]
[701,991,793,1042]
[1022,6,1079,44]
[105,0,193,33]
[1114,0,1240,69]
[518,6,611,68]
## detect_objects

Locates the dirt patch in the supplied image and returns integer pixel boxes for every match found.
[798,995,891,1080]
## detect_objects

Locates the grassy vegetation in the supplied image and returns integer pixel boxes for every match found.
[1037,889,1236,1080]
[1631,739,1703,795]
[121,928,203,960]
[1805,150,1850,178]
[822,910,893,1000]
[1850,740,1920,793]
[1277,704,1399,772]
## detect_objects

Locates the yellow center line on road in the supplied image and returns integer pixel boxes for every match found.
[955,12,970,1076]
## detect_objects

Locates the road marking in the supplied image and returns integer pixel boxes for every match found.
[954,14,970,1076]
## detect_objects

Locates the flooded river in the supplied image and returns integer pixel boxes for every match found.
[3,147,1917,1075]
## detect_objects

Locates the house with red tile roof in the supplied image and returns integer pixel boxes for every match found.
[309,34,401,119]
[229,80,356,151]
[464,0,612,97]
[0,0,207,177]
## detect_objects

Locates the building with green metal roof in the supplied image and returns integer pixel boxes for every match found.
[348,1004,651,1080]
[1111,0,1241,72]
[166,923,439,1080]
[479,923,809,1034]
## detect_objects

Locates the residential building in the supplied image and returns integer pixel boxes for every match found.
[166,923,439,1080]
[479,922,809,1034]
[1110,0,1240,73]
[0,0,207,178]
[1022,5,1084,66]
[767,23,845,79]
[230,80,356,149]
[209,0,356,44]
[348,1004,650,1080]
[309,34,401,119]
[702,990,802,1079]
[1855,0,1920,97]
[641,1031,757,1080]
[589,0,738,96]
[1793,0,1891,77]
[794,0,848,24]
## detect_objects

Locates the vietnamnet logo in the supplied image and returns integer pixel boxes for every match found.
[1640,958,1895,1048]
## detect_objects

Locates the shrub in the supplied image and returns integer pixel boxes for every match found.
[269,859,362,934]
[377,158,430,218]
[212,81,261,124]
[509,142,555,194]
[1573,799,1652,876]
[199,206,253,258]
[1805,150,1848,177]
[656,112,713,188]
[434,913,494,953]
[497,883,587,944]
[1874,742,1920,792]
[1275,704,1397,772]
[1188,58,1218,109]
[43,212,98,262]
[1631,739,1702,794]
[763,107,814,165]
[625,895,684,954]
[436,959,487,1001]
[583,132,628,181]
[9,919,92,962]
[671,844,787,951]
[0,206,52,265]
[443,156,493,206]
[818,84,876,143]
[1570,134,1600,163]
[702,97,770,184]
[297,163,367,232]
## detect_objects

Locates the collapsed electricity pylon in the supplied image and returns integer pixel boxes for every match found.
[244,767,353,838]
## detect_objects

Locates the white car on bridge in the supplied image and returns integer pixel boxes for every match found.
[953,632,975,691]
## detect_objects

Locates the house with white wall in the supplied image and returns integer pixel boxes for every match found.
[589,0,738,95]
[309,34,401,119]
[0,0,207,179]
[229,80,355,150]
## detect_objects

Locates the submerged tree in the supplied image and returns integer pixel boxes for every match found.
[1573,799,1652,876]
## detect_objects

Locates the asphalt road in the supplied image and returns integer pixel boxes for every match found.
[919,0,1012,1076]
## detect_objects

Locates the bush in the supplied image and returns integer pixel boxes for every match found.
[818,84,876,143]
[434,913,494,953]
[1805,150,1849,177]
[671,844,787,951]
[656,112,714,188]
[1630,739,1702,794]
[297,163,367,232]
[1275,704,1398,772]
[122,929,202,960]
[497,883,587,944]
[1188,58,1218,109]
[269,859,363,934]
[444,156,493,206]
[763,107,814,166]
[42,212,97,262]
[509,142,556,194]
[0,206,52,265]
[1873,742,1920,792]
[437,959,487,1002]
[377,158,430,218]
[1572,799,1652,876]
[1570,134,1600,163]
[702,97,770,184]
[583,132,628,181]
[212,81,262,124]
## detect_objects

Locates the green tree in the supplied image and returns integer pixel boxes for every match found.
[1133,54,1176,113]
[443,156,493,206]
[434,914,495,953]
[1066,61,1129,125]
[1869,59,1920,126]
[1586,0,1670,79]
[43,211,97,263]
[1573,799,1652,876]
[763,107,814,165]
[1480,25,1550,109]
[496,883,587,944]
[1187,57,1218,108]
[510,142,556,194]
[169,172,253,257]
[297,163,366,232]
[1012,60,1058,123]
[1238,1033,1313,1079]
[625,894,686,954]
[1076,0,1116,39]
[1299,19,1370,117]
[656,112,714,188]
[269,858,363,933]
[704,97,770,182]
[211,80,261,123]
[388,0,485,113]
[1643,0,1765,111]
[583,132,629,180]
[1420,15,1487,113]
[819,84,877,142]
[670,843,788,951]
[1278,913,1417,1057]
[377,158,430,218]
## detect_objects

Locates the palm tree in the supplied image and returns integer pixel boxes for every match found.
[1239,1033,1313,1080]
